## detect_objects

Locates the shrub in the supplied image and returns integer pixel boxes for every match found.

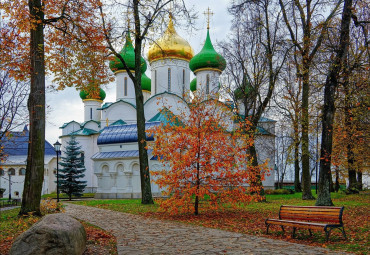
[265,189,294,195]
[40,198,65,214]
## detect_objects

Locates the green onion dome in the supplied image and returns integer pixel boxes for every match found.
[141,73,151,92]
[80,88,106,101]
[190,78,197,92]
[109,31,147,73]
[189,29,226,73]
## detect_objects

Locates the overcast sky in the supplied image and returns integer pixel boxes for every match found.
[45,0,232,144]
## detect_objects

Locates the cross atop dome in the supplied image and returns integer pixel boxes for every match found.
[203,7,214,29]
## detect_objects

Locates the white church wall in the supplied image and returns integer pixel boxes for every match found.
[61,121,80,136]
[83,121,100,131]
[255,134,275,189]
[74,135,99,193]
[101,101,137,125]
[144,93,190,121]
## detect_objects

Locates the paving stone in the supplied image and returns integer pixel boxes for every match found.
[64,203,347,255]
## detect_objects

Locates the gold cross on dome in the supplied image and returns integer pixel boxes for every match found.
[203,7,214,29]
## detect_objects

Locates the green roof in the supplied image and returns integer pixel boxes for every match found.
[80,88,106,101]
[189,29,226,72]
[66,128,99,137]
[60,120,80,129]
[141,73,151,92]
[110,119,127,126]
[148,108,182,126]
[80,120,101,128]
[190,78,197,91]
[98,99,136,110]
[109,31,147,73]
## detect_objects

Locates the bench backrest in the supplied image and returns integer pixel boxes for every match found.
[279,205,344,225]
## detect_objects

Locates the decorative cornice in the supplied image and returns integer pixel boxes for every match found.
[194,67,222,74]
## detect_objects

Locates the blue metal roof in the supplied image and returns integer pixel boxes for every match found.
[91,150,155,160]
[97,122,160,145]
[1,128,55,156]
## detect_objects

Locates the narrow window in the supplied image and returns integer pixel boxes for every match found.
[124,77,128,96]
[182,69,185,85]
[168,68,171,92]
[154,70,157,94]
[206,74,210,94]
[90,108,92,120]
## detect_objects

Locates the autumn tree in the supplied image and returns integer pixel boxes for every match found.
[278,0,342,200]
[331,1,369,193]
[221,0,289,197]
[149,95,266,215]
[1,0,110,215]
[315,0,353,206]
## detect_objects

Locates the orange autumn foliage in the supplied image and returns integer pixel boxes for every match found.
[148,95,268,215]
[1,0,113,96]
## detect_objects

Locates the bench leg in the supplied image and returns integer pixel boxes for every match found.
[266,224,270,234]
[324,227,331,242]
[281,226,285,233]
[308,229,313,236]
[339,227,347,240]
[292,227,296,238]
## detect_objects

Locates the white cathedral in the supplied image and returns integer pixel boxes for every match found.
[59,16,276,199]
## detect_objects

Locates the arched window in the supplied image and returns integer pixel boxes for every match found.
[206,74,210,94]
[0,168,4,176]
[124,77,128,96]
[19,168,26,175]
[8,168,15,175]
[168,68,171,92]
[154,70,157,94]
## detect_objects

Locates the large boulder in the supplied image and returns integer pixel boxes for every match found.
[10,213,86,255]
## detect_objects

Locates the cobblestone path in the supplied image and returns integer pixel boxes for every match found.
[65,203,345,255]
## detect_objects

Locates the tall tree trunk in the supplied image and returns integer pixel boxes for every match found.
[19,0,45,216]
[301,68,314,200]
[316,0,352,206]
[293,127,301,192]
[133,0,153,204]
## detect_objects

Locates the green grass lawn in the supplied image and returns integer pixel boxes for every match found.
[72,190,369,254]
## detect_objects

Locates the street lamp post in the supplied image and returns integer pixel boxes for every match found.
[8,170,12,201]
[53,141,61,202]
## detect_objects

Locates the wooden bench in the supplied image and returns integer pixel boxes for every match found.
[265,205,346,241]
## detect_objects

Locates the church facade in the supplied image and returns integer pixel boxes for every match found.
[59,16,276,198]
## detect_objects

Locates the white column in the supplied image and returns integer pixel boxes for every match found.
[83,100,102,122]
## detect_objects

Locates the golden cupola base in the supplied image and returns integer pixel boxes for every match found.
[148,15,194,63]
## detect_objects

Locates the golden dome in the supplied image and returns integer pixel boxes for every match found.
[148,15,194,62]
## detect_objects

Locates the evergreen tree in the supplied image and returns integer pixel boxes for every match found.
[57,136,86,200]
